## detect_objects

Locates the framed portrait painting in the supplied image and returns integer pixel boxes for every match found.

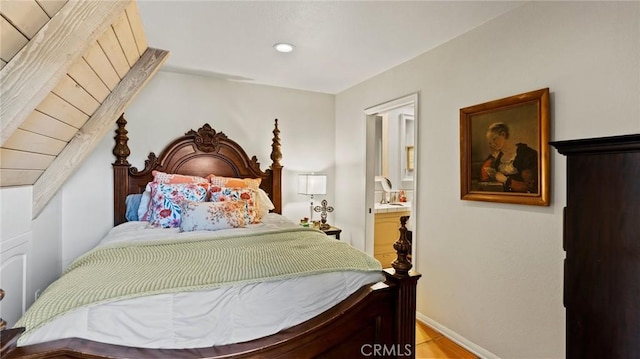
[460,88,550,206]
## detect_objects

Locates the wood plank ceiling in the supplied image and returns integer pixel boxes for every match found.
[0,0,169,218]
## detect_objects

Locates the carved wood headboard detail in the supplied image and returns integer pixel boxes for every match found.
[112,115,283,226]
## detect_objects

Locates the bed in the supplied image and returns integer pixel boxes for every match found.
[1,116,421,359]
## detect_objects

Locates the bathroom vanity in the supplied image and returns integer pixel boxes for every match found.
[374,203,411,268]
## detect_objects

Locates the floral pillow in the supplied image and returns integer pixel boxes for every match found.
[179,200,247,232]
[147,182,209,228]
[209,186,261,224]
[152,170,208,184]
[207,175,261,190]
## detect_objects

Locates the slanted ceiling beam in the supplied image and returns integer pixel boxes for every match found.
[32,48,170,219]
[0,0,131,147]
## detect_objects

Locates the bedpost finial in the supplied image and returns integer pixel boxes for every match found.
[113,114,130,165]
[391,215,412,276]
[271,119,282,168]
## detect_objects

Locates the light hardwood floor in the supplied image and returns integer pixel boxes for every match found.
[416,321,478,359]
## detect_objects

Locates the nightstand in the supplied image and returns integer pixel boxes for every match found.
[321,226,342,240]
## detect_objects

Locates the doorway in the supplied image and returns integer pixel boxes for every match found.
[364,93,418,266]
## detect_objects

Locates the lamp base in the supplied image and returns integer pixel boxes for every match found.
[319,222,331,230]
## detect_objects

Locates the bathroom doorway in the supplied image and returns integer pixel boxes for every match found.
[364,93,418,266]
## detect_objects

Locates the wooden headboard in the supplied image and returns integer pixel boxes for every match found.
[112,115,283,226]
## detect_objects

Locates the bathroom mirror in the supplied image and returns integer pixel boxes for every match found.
[400,114,415,182]
[374,106,414,190]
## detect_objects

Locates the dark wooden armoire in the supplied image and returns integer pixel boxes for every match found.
[551,134,640,358]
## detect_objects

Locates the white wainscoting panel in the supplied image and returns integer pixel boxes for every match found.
[1,232,31,327]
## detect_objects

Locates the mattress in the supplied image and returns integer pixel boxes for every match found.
[17,214,384,349]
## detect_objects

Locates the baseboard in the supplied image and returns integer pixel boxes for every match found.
[416,311,500,359]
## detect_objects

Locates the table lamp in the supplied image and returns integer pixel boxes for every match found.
[298,173,327,222]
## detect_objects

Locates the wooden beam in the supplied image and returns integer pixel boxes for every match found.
[0,0,131,147]
[32,47,170,218]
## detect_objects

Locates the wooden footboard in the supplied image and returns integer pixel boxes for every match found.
[1,217,420,359]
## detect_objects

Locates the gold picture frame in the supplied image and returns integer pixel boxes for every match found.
[406,145,414,171]
[460,88,550,206]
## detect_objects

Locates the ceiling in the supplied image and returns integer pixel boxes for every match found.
[137,1,525,94]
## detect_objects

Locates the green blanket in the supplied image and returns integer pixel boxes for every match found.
[16,227,381,335]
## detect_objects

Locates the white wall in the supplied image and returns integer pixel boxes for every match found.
[335,2,639,358]
[59,71,335,267]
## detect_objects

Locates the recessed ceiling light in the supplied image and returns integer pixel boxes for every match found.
[273,42,294,53]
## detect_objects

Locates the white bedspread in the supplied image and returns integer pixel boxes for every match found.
[17,214,384,349]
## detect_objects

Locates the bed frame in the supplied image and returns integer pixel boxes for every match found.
[1,115,421,359]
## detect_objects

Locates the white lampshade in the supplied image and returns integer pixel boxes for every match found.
[298,174,327,195]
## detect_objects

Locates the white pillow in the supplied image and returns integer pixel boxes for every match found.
[137,183,152,221]
[256,188,275,217]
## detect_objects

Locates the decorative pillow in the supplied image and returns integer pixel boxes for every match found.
[147,182,209,228]
[207,175,261,190]
[256,188,275,217]
[152,170,208,184]
[179,200,247,232]
[136,186,152,221]
[125,194,142,221]
[209,186,261,223]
